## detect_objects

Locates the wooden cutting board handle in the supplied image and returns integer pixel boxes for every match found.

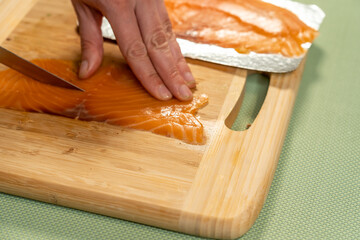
[179,59,305,239]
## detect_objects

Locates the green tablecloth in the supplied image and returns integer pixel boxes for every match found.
[1,0,359,239]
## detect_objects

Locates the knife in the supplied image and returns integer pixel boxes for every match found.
[0,46,84,91]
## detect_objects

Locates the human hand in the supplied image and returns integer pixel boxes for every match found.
[71,0,195,101]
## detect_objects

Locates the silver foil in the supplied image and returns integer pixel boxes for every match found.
[101,0,325,73]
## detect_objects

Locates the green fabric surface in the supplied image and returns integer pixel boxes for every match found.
[1,0,359,239]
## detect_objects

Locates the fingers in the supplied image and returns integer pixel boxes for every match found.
[135,1,193,101]
[74,0,195,101]
[104,3,173,100]
[155,0,196,89]
[71,0,103,79]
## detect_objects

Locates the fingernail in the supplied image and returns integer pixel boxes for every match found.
[184,72,196,87]
[79,60,88,78]
[158,85,172,100]
[179,84,192,100]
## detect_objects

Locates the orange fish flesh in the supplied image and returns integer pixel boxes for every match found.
[0,59,208,144]
[165,0,318,57]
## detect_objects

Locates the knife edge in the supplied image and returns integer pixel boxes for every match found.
[0,46,84,91]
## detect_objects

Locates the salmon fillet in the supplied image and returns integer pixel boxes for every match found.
[165,0,318,57]
[0,59,208,144]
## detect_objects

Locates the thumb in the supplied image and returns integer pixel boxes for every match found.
[72,0,104,79]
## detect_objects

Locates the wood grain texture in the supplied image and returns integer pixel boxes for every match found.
[0,0,305,238]
[179,62,305,238]
[0,0,37,44]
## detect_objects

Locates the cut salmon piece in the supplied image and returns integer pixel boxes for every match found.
[0,59,208,144]
[165,0,318,57]
[0,60,84,117]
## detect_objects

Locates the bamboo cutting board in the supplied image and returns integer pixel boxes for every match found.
[0,0,306,239]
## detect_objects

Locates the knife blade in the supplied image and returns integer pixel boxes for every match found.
[0,46,84,91]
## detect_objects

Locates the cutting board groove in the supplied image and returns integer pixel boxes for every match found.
[0,0,305,239]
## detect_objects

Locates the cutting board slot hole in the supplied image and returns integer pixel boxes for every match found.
[228,73,269,131]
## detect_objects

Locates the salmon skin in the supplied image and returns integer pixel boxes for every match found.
[165,0,318,57]
[0,59,208,144]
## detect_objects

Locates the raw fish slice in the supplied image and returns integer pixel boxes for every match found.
[0,59,208,144]
[165,0,318,57]
[0,60,84,116]
[84,64,208,144]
